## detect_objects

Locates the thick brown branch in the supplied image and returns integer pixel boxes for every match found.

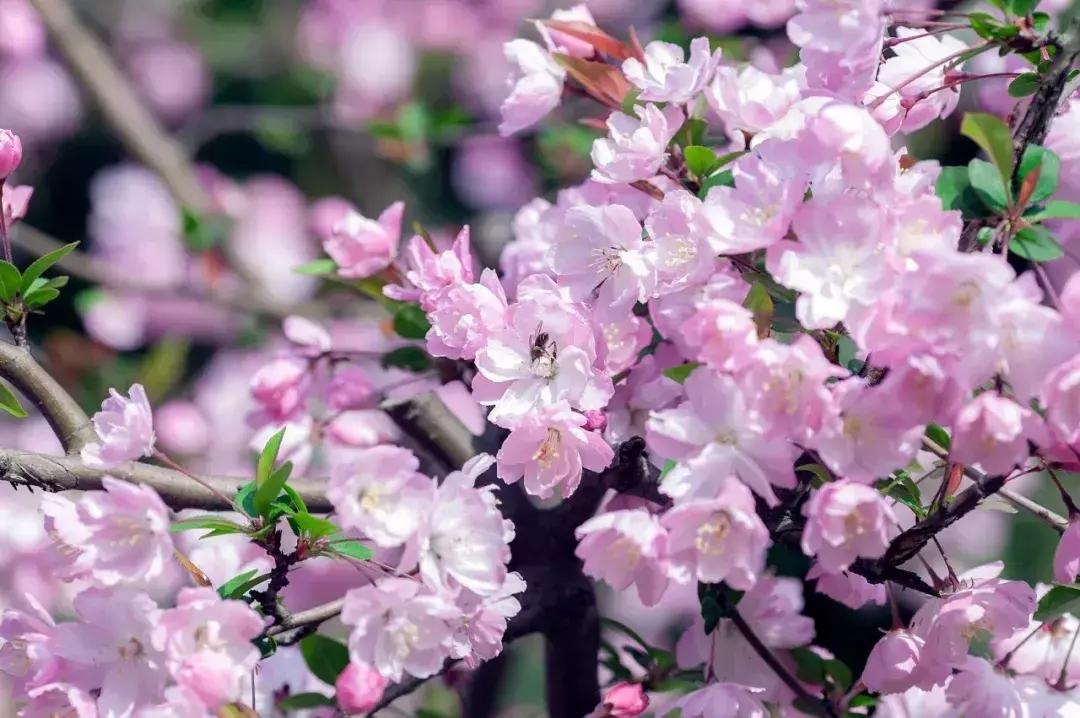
[0,448,332,512]
[0,341,96,453]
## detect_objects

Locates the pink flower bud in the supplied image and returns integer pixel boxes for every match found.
[603,682,648,717]
[0,129,23,180]
[583,409,607,432]
[336,661,388,714]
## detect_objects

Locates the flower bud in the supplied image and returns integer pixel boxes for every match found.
[603,682,648,717]
[0,129,22,181]
[336,661,388,714]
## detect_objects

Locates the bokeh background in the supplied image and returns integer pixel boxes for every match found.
[1,0,1078,714]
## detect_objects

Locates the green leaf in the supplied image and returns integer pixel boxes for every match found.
[824,659,853,691]
[698,169,734,198]
[796,463,832,488]
[1008,0,1039,16]
[925,423,951,451]
[1008,73,1041,97]
[620,88,641,115]
[292,512,338,540]
[392,303,431,340]
[254,461,293,518]
[294,258,338,276]
[962,112,1015,185]
[381,346,431,372]
[678,118,708,148]
[257,429,286,488]
[216,569,261,599]
[848,694,880,708]
[170,515,248,535]
[1034,584,1080,621]
[236,481,258,517]
[884,475,926,519]
[683,145,720,179]
[1010,225,1063,261]
[659,459,677,479]
[138,337,190,402]
[791,647,827,684]
[328,539,374,561]
[936,165,984,218]
[0,380,27,418]
[281,484,308,514]
[1032,12,1051,32]
[19,242,78,294]
[968,158,1010,211]
[22,286,61,309]
[277,693,335,710]
[662,362,700,384]
[1017,145,1060,204]
[299,634,350,685]
[1026,199,1080,221]
[969,12,1002,39]
[0,261,21,302]
[743,282,774,338]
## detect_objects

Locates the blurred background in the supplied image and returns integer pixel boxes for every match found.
[1,0,1078,714]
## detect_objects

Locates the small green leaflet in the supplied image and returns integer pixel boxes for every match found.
[257,429,286,488]
[169,515,247,536]
[216,569,269,600]
[683,145,722,179]
[1034,584,1080,621]
[968,158,1009,211]
[1017,145,1060,205]
[662,362,700,384]
[1026,200,1080,222]
[1008,73,1040,97]
[328,538,374,561]
[277,693,335,709]
[294,258,338,276]
[392,303,431,339]
[254,461,293,518]
[0,261,21,302]
[961,113,1014,186]
[382,346,431,372]
[19,242,78,294]
[299,634,350,685]
[1010,225,1063,262]
[925,423,951,451]
[0,380,26,418]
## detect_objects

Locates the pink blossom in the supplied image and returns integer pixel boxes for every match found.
[861,630,924,695]
[41,477,173,586]
[945,658,1025,718]
[426,268,509,360]
[498,39,565,136]
[872,28,967,133]
[497,401,614,499]
[283,315,333,356]
[450,572,525,668]
[787,0,884,98]
[49,588,166,715]
[248,357,309,425]
[622,38,721,104]
[2,182,32,227]
[0,128,22,180]
[126,41,210,124]
[706,65,803,135]
[0,596,57,694]
[309,196,355,242]
[327,445,430,547]
[385,226,474,309]
[153,588,265,710]
[767,194,891,329]
[550,203,658,313]
[1054,519,1080,584]
[680,297,759,372]
[662,480,770,590]
[741,336,839,442]
[575,509,669,606]
[413,454,512,595]
[644,190,715,294]
[807,563,886,610]
[536,5,598,59]
[601,682,648,717]
[22,683,98,718]
[336,661,387,714]
[80,384,156,468]
[668,683,767,718]
[950,394,1046,476]
[154,400,210,456]
[324,201,404,279]
[801,480,895,573]
[597,316,652,375]
[646,368,797,506]
[701,153,805,254]
[341,577,458,681]
[591,104,684,184]
[324,410,401,450]
[1044,356,1080,446]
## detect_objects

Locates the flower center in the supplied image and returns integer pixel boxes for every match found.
[532,428,562,469]
[695,513,732,555]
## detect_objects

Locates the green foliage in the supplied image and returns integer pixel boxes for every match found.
[962,113,1014,186]
[1017,145,1060,205]
[881,473,927,519]
[683,145,722,179]
[662,362,700,384]
[1026,200,1080,221]
[325,538,374,561]
[925,423,951,451]
[743,282,774,338]
[698,583,743,634]
[0,380,26,418]
[217,569,269,600]
[299,634,350,685]
[170,514,248,537]
[181,209,230,251]
[277,693,335,710]
[1034,583,1080,621]
[1010,225,1063,261]
[968,158,1009,211]
[294,258,338,276]
[1008,73,1040,97]
[392,303,431,339]
[697,169,735,198]
[381,346,431,372]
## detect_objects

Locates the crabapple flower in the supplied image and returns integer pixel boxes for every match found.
[807,563,886,610]
[644,189,715,293]
[336,661,388,714]
[706,64,803,135]
[700,153,805,255]
[621,38,721,104]
[327,445,430,547]
[1044,356,1080,446]
[248,357,309,425]
[801,480,895,573]
[49,588,166,715]
[414,454,512,595]
[385,226,474,309]
[282,315,333,356]
[22,683,98,718]
[426,268,508,361]
[0,128,22,180]
[550,203,657,313]
[668,683,767,718]
[945,658,1025,718]
[536,4,598,59]
[323,201,404,279]
[1054,519,1080,584]
[499,40,565,136]
[341,578,458,681]
[153,588,265,710]
[0,596,57,694]
[496,402,614,499]
[680,298,759,372]
[575,509,669,606]
[861,630,924,695]
[591,104,684,184]
[950,394,1047,476]
[873,28,967,133]
[80,383,155,468]
[741,335,839,442]
[41,477,173,586]
[601,682,648,717]
[662,480,769,589]
[646,368,797,506]
[451,572,525,668]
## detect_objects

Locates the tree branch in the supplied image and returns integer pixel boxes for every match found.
[28,0,210,212]
[0,448,332,512]
[0,341,96,453]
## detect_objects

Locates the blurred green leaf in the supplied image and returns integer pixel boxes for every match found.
[926,423,951,451]
[743,282,774,338]
[0,261,21,302]
[662,362,700,384]
[299,634,350,685]
[392,303,431,339]
[277,693,335,710]
[170,515,248,536]
[328,538,374,561]
[1017,145,1060,204]
[294,258,337,276]
[968,158,1009,211]
[1026,199,1080,221]
[962,112,1015,184]
[138,337,190,402]
[0,380,26,418]
[254,461,293,518]
[1008,73,1041,97]
[217,569,268,600]
[292,512,338,540]
[683,145,721,178]
[257,429,286,489]
[698,169,734,198]
[381,346,431,373]
[1010,225,1063,261]
[1035,584,1080,621]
